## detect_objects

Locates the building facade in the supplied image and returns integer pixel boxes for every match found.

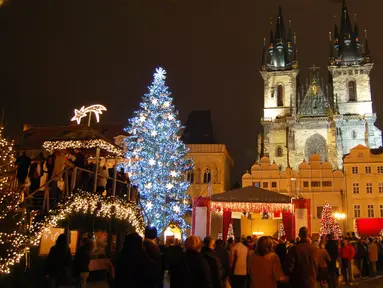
[258,2,381,171]
[242,154,345,234]
[343,145,383,232]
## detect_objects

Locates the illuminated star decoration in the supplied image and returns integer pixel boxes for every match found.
[71,104,107,124]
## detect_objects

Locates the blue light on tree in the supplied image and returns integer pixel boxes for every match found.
[124,67,193,236]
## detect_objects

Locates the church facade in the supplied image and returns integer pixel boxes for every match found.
[258,2,382,170]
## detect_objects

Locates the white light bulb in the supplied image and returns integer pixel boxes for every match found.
[163,102,170,108]
[146,202,153,210]
[168,114,174,120]
[149,159,156,166]
[166,183,174,190]
[173,205,180,213]
[140,116,146,122]
[145,183,152,189]
[170,171,177,177]
[152,99,158,105]
[151,130,157,136]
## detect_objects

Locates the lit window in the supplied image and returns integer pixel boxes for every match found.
[352,130,357,140]
[322,181,332,187]
[353,183,359,194]
[366,183,373,194]
[379,183,383,194]
[254,182,260,187]
[352,167,359,174]
[271,182,277,188]
[263,182,268,188]
[354,205,361,218]
[367,204,374,218]
[275,146,283,157]
[277,85,284,107]
[311,181,321,187]
[378,166,383,174]
[380,205,383,218]
[348,80,357,101]
[187,171,194,183]
[203,169,211,184]
[303,181,309,188]
[365,166,371,174]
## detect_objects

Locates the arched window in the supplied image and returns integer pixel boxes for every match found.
[275,146,283,157]
[187,171,194,183]
[352,130,357,140]
[277,85,284,107]
[203,168,211,184]
[348,80,357,101]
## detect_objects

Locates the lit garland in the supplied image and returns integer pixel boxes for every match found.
[211,201,293,213]
[0,191,145,275]
[123,67,193,236]
[43,139,123,156]
[0,126,15,191]
[0,188,22,219]
[278,222,286,239]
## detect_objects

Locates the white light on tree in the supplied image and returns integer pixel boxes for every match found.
[71,104,107,125]
[122,67,193,236]
[173,205,180,213]
[146,202,153,210]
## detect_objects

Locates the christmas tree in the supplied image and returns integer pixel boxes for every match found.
[0,126,15,190]
[278,222,286,239]
[124,67,193,236]
[319,202,342,239]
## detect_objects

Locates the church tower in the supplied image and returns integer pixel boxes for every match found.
[328,0,381,165]
[258,7,299,169]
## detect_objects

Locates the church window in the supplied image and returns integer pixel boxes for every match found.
[277,85,284,107]
[348,80,357,101]
[187,171,194,183]
[271,182,277,188]
[354,205,361,218]
[311,181,320,187]
[353,183,359,194]
[263,182,268,188]
[378,166,383,174]
[352,167,359,174]
[254,182,260,187]
[367,204,375,218]
[380,205,383,218]
[303,181,309,188]
[305,133,327,163]
[365,166,371,174]
[352,131,357,139]
[322,181,332,187]
[275,146,283,157]
[379,183,383,194]
[366,183,373,194]
[203,168,211,184]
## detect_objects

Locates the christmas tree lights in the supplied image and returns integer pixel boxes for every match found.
[123,67,193,236]
[0,126,15,191]
[319,202,342,239]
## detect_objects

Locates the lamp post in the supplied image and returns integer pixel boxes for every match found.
[334,212,347,234]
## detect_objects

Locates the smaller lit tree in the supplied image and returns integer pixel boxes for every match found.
[278,222,286,239]
[0,127,15,190]
[319,202,342,239]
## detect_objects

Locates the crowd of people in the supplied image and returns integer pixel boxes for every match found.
[43,226,383,288]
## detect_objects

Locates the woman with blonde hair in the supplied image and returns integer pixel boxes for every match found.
[248,236,287,288]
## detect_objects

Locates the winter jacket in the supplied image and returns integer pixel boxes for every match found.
[355,242,367,260]
[143,239,163,288]
[284,239,318,288]
[215,246,230,279]
[170,250,213,288]
[340,244,355,260]
[368,242,378,262]
[73,245,92,274]
[317,248,331,268]
[201,246,223,288]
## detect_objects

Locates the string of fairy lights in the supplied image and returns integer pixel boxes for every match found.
[0,191,145,275]
[211,201,293,213]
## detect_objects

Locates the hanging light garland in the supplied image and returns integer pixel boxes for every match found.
[211,201,293,213]
[0,191,145,275]
[43,139,123,156]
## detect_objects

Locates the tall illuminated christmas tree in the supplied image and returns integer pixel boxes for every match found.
[124,67,193,236]
[0,126,15,190]
[319,202,342,239]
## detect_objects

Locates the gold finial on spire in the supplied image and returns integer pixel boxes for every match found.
[329,32,332,41]
[294,32,297,44]
[278,16,281,23]
[364,29,368,39]
[289,19,291,28]
[263,37,266,45]
[354,13,357,23]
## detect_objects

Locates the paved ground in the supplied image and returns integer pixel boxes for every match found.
[342,276,383,287]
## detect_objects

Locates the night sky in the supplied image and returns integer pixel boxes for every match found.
[0,0,382,183]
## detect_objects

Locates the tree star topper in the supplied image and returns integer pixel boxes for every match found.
[71,104,107,125]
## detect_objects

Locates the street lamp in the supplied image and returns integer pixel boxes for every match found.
[334,213,346,220]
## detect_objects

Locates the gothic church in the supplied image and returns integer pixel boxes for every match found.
[258,1,382,170]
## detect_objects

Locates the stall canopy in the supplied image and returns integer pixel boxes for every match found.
[355,218,383,237]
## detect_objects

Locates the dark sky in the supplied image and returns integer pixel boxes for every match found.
[0,0,382,183]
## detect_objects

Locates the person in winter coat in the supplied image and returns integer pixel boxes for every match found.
[170,236,213,288]
[368,238,378,277]
[325,234,339,288]
[73,238,94,288]
[28,158,42,192]
[143,226,163,288]
[96,165,108,193]
[46,152,56,181]
[248,236,286,288]
[15,152,31,185]
[45,234,73,288]
[215,239,231,287]
[316,241,331,287]
[355,238,367,279]
[114,232,157,288]
[231,237,249,288]
[284,227,318,288]
[201,236,223,288]
[340,238,355,285]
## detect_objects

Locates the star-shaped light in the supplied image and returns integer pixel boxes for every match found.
[152,98,158,105]
[173,205,180,213]
[149,159,156,166]
[71,106,87,124]
[166,183,174,190]
[170,171,177,177]
[146,202,153,210]
[145,182,152,189]
[140,116,146,122]
[151,130,157,136]
[71,104,107,124]
[154,67,166,81]
[163,102,170,108]
[168,114,174,120]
